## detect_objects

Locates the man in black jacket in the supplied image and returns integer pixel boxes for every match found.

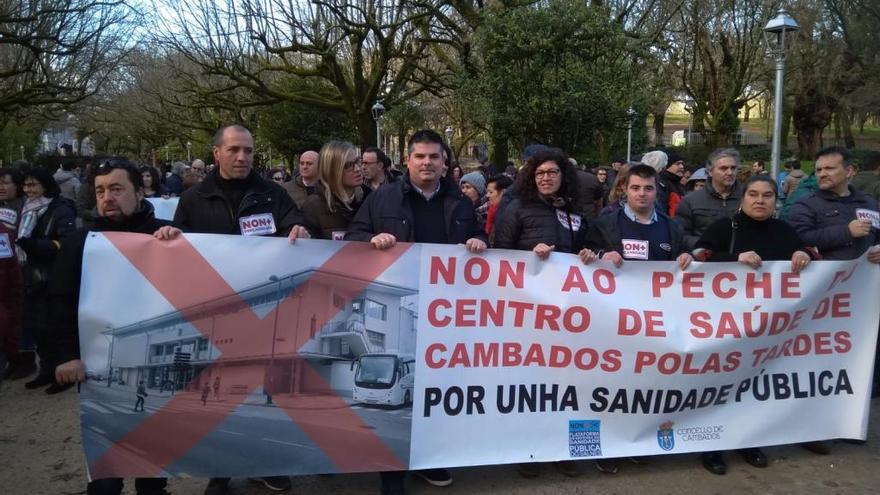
[346,129,487,252]
[173,124,309,241]
[173,124,306,495]
[52,159,176,495]
[345,129,485,495]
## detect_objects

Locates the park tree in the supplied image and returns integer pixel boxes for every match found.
[153,0,453,147]
[670,0,778,146]
[461,0,654,164]
[0,0,135,127]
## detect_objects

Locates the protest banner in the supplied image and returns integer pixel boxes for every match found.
[146,197,179,221]
[77,233,879,480]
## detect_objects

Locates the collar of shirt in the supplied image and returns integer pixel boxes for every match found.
[623,202,658,224]
[413,180,441,200]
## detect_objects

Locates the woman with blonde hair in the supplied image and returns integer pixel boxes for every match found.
[600,163,631,215]
[302,140,365,240]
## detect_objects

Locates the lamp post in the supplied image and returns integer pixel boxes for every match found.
[371,101,386,149]
[444,126,454,160]
[266,275,283,405]
[625,107,637,162]
[165,145,169,164]
[684,98,695,145]
[764,9,799,181]
[19,145,24,161]
[186,141,192,162]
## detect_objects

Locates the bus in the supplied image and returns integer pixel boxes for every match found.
[351,353,415,407]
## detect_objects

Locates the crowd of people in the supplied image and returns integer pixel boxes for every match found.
[1,124,879,495]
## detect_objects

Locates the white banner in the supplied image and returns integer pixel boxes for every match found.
[146,197,179,221]
[76,235,879,479]
[410,245,879,468]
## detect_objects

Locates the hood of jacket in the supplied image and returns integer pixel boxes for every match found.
[53,169,78,184]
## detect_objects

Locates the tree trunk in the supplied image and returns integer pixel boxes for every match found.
[742,103,751,122]
[797,128,822,160]
[358,111,378,148]
[841,109,856,149]
[490,131,509,173]
[652,112,665,147]
[397,131,407,166]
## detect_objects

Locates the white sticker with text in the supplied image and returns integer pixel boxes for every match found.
[0,233,12,258]
[856,208,880,229]
[556,210,582,231]
[621,239,649,260]
[0,208,17,226]
[239,213,277,236]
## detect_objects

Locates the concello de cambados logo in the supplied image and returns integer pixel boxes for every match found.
[657,421,675,451]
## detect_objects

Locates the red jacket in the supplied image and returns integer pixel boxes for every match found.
[0,223,23,359]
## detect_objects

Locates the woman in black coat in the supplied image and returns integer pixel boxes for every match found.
[694,175,812,272]
[494,148,597,478]
[15,168,76,391]
[693,174,813,475]
[302,140,365,240]
[493,148,596,263]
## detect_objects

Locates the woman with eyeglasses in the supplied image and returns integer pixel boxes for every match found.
[493,148,594,261]
[15,168,76,392]
[302,141,365,240]
[268,167,287,184]
[493,148,594,479]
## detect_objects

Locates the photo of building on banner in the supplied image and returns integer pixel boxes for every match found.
[78,234,421,480]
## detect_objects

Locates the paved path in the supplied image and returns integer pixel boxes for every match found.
[1,380,878,494]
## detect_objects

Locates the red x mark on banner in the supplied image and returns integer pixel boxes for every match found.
[89,234,412,479]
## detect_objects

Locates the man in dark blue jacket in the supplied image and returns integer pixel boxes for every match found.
[345,129,487,252]
[345,129,485,495]
[789,146,880,262]
[788,146,880,449]
[584,164,692,269]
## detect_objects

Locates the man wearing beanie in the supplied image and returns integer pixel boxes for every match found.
[658,153,686,216]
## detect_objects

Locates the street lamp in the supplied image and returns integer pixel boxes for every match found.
[371,101,386,149]
[684,98,695,145]
[266,275,283,405]
[764,9,799,181]
[444,126,454,161]
[165,145,169,164]
[625,107,637,162]
[19,145,24,161]
[186,141,192,162]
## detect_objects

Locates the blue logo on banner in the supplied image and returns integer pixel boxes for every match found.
[569,420,601,457]
[657,421,675,451]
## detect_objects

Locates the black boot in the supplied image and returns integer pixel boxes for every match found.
[25,374,53,389]
[6,352,37,380]
[45,381,75,395]
[701,451,726,475]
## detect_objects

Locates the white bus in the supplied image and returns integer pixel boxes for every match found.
[351,353,415,407]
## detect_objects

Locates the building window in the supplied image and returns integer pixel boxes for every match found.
[365,299,387,321]
[198,338,208,351]
[333,293,346,309]
[153,345,164,356]
[366,330,385,352]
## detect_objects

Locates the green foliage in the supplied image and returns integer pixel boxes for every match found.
[0,119,43,165]
[255,80,357,160]
[463,0,652,160]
